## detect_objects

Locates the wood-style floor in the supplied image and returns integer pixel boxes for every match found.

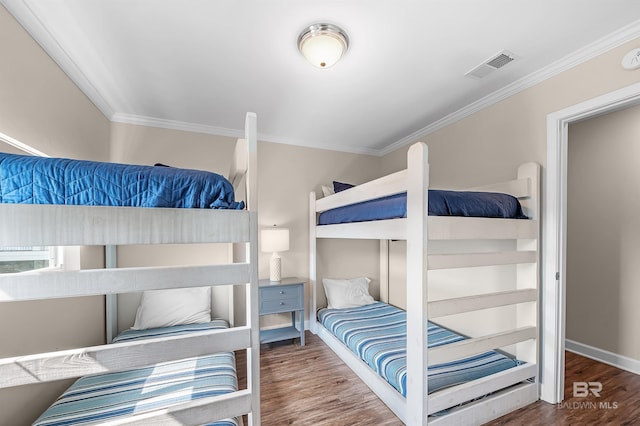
[238,331,639,425]
[486,349,640,426]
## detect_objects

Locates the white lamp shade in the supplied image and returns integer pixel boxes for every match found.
[261,228,290,253]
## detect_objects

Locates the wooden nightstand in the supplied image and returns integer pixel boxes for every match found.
[259,277,305,346]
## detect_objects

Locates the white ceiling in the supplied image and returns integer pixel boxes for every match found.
[4,1,640,155]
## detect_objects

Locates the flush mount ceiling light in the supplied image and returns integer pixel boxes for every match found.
[298,23,349,68]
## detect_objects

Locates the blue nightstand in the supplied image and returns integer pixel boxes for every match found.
[259,277,305,346]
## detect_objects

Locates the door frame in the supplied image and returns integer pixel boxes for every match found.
[542,81,640,403]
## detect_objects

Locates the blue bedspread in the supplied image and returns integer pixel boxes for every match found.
[0,152,243,209]
[318,190,526,225]
[318,302,521,395]
[34,321,239,426]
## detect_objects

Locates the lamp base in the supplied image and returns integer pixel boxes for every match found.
[270,254,282,282]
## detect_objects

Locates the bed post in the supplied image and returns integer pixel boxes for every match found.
[241,112,261,426]
[105,245,117,343]
[242,112,258,214]
[516,162,540,367]
[309,191,318,333]
[379,240,389,303]
[406,142,429,425]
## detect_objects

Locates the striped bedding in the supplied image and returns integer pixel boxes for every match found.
[317,302,521,395]
[34,320,239,426]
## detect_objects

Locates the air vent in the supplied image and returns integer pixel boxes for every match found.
[465,50,518,79]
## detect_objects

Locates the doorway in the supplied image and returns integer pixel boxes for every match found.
[542,81,640,403]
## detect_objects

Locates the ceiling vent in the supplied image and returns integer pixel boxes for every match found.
[465,50,517,79]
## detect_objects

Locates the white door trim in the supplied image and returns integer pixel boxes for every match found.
[542,81,640,403]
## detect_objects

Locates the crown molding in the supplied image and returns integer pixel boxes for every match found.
[258,134,382,156]
[111,113,243,139]
[112,113,381,156]
[380,18,640,156]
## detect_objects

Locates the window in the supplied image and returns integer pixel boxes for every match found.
[1,133,60,274]
[0,247,61,273]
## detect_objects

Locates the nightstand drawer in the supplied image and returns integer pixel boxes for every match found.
[260,285,302,302]
[260,297,303,315]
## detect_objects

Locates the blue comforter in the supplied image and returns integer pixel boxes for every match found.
[318,190,526,225]
[0,152,244,209]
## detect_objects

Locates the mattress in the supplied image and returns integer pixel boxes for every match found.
[33,321,240,426]
[0,152,243,209]
[317,190,526,225]
[317,302,521,395]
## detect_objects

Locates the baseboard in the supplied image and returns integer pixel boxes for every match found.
[565,339,640,375]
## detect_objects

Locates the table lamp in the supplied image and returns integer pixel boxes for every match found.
[261,226,290,282]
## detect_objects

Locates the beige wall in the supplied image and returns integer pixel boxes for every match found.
[257,141,382,325]
[3,0,640,421]
[0,7,110,160]
[0,6,110,426]
[0,141,33,155]
[566,104,640,361]
[381,37,640,342]
[109,122,235,169]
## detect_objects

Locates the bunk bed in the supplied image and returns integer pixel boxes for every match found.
[309,142,540,425]
[0,112,260,426]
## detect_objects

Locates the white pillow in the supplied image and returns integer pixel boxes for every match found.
[132,286,212,330]
[321,185,335,197]
[322,277,375,309]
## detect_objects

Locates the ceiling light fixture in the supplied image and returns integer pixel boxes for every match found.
[298,23,349,69]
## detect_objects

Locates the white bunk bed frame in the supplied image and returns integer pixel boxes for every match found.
[309,142,540,425]
[0,112,260,426]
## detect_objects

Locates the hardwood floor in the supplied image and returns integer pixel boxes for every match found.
[238,332,401,425]
[487,350,640,426]
[238,332,639,425]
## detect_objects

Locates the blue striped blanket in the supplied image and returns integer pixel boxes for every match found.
[33,321,239,426]
[318,302,521,395]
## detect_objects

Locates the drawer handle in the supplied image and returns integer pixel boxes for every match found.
[279,291,285,294]
[280,302,285,305]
